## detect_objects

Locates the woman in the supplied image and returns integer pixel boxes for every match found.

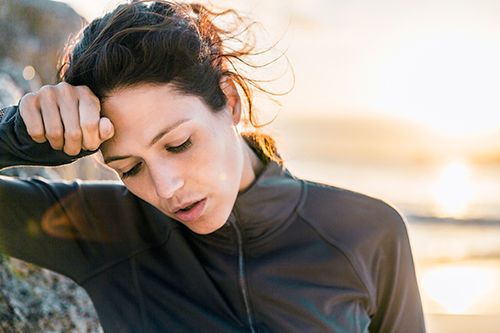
[0,1,426,332]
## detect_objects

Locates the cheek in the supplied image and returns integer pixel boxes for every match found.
[209,128,242,183]
[193,126,242,196]
[122,176,156,204]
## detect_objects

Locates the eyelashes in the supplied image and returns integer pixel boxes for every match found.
[121,137,192,179]
[165,137,192,153]
[122,162,142,179]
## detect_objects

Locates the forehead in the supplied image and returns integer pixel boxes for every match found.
[103,83,189,118]
[99,83,210,155]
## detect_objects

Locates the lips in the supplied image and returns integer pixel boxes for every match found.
[178,202,197,211]
[173,199,201,213]
[173,198,207,223]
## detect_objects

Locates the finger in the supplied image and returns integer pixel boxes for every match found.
[39,91,64,150]
[99,117,115,142]
[58,97,82,156]
[19,93,46,143]
[78,92,101,151]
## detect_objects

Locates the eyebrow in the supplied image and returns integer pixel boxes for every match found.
[104,118,190,164]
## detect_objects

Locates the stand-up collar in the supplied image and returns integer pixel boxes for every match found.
[229,160,302,239]
[191,160,303,248]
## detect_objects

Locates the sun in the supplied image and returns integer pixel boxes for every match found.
[430,159,476,218]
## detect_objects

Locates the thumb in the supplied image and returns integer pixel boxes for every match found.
[99,117,115,141]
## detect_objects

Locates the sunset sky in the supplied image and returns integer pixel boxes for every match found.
[59,0,500,140]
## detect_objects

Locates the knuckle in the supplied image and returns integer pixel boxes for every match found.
[19,93,37,112]
[26,127,44,139]
[38,86,49,94]
[57,82,76,97]
[57,81,70,89]
[76,85,92,95]
[84,135,100,148]
[49,141,63,150]
[85,142,100,151]
[39,85,56,95]
[45,130,63,141]
[90,94,100,107]
[81,120,98,132]
[64,146,81,156]
[65,130,82,141]
[78,86,100,104]
[20,92,36,104]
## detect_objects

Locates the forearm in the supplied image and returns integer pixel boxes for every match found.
[0,105,93,169]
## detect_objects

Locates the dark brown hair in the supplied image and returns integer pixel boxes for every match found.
[59,0,281,163]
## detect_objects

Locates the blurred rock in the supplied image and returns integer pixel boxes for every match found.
[0,1,104,332]
[0,0,86,85]
[0,58,38,96]
[0,256,103,333]
[0,72,23,107]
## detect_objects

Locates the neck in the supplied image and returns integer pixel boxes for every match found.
[238,137,265,192]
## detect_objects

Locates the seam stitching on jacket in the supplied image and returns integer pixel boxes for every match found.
[296,181,376,313]
[297,211,375,311]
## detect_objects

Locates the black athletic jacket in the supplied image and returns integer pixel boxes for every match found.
[0,105,426,332]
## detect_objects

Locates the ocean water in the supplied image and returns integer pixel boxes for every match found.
[409,224,500,316]
[284,158,500,221]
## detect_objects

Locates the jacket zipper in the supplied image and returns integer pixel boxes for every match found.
[231,219,257,333]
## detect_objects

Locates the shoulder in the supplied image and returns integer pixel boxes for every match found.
[297,180,412,304]
[296,179,410,274]
[298,179,408,241]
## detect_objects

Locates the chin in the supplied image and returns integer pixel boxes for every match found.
[186,219,226,235]
[161,213,221,235]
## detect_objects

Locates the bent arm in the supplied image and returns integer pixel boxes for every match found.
[0,105,106,281]
[0,105,94,281]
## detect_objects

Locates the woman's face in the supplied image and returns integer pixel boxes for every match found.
[100,83,254,234]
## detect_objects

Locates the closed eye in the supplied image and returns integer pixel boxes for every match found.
[120,138,191,179]
[121,162,143,179]
[166,137,192,153]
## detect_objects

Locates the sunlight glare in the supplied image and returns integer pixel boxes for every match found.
[431,160,475,218]
[421,264,496,314]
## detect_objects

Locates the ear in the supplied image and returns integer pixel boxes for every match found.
[220,76,242,125]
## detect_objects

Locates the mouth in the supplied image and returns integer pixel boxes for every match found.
[173,198,207,223]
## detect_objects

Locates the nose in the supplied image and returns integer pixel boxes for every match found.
[149,163,184,200]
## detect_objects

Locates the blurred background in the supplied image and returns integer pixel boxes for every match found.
[1,0,499,332]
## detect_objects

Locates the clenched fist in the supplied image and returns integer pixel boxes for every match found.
[19,82,114,156]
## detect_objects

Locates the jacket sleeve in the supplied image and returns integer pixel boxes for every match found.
[367,206,427,333]
[0,105,119,282]
[0,105,95,169]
